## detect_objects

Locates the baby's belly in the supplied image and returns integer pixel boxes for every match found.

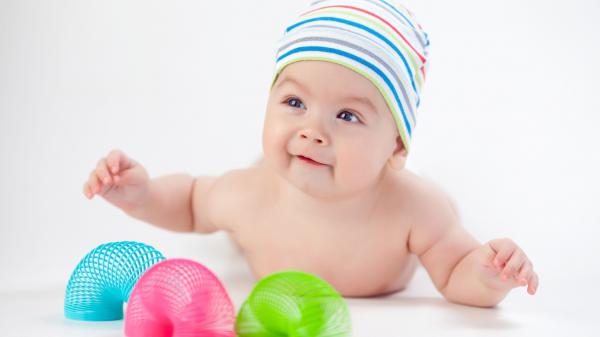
[239,236,418,297]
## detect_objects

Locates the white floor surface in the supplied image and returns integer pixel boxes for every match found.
[1,255,596,337]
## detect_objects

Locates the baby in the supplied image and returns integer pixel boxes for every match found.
[83,0,538,307]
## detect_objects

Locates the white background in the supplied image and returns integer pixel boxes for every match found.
[1,0,599,336]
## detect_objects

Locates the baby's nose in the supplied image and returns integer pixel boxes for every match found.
[298,128,328,146]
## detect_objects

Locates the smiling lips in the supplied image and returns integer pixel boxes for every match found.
[297,155,327,166]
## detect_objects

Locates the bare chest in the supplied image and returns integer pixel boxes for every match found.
[228,203,414,296]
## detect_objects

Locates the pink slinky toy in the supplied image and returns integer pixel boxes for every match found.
[124,258,235,337]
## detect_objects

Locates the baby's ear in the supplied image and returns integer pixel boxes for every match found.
[388,136,408,170]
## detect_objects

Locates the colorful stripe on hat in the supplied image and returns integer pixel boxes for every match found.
[271,0,430,153]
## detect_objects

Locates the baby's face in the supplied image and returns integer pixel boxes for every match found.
[262,60,403,198]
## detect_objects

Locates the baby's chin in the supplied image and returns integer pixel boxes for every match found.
[264,153,379,200]
[285,167,337,199]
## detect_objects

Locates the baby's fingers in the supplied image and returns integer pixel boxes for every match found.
[517,261,538,294]
[501,248,526,281]
[527,273,539,295]
[106,149,134,174]
[85,171,102,198]
[489,238,517,269]
[517,261,533,285]
[96,158,113,185]
[85,159,115,199]
[83,180,94,199]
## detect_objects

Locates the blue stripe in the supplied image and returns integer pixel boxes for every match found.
[277,45,412,136]
[378,0,430,51]
[378,0,415,30]
[287,16,418,103]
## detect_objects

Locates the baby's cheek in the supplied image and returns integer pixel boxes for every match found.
[262,139,283,167]
[262,125,291,168]
[262,118,282,151]
[336,147,381,186]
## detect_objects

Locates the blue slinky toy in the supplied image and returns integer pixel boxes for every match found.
[64,241,165,321]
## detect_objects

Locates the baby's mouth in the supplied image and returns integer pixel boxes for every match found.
[297,155,327,167]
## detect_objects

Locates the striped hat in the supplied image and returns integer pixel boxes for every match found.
[270,0,430,153]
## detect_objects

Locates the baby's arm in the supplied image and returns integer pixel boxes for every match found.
[127,175,220,233]
[408,182,538,307]
[83,149,220,233]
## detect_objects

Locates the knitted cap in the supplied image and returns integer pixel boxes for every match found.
[271,0,430,153]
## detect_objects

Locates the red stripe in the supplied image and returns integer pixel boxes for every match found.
[301,5,426,64]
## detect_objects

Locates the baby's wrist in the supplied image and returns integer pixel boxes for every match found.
[120,180,153,216]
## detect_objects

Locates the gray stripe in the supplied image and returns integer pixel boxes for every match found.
[277,30,416,122]
[310,0,429,52]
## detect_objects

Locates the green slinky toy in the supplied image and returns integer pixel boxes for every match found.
[236,271,352,337]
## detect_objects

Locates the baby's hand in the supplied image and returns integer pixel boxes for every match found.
[479,238,539,295]
[83,149,150,212]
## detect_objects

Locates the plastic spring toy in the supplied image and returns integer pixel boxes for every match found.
[64,241,166,321]
[124,258,236,337]
[236,271,352,337]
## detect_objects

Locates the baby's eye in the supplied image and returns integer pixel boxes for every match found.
[285,97,306,109]
[337,111,361,123]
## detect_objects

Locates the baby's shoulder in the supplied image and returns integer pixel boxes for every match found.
[386,170,458,228]
[390,170,461,254]
[206,163,269,226]
[388,169,460,227]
